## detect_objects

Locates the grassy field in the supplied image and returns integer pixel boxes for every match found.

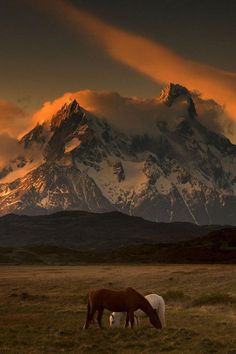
[0,265,235,354]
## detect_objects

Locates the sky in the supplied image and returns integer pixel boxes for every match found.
[1,0,236,107]
[0,0,236,143]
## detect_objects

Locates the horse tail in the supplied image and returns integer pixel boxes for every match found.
[83,296,91,329]
[88,298,91,311]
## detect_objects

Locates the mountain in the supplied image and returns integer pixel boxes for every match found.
[108,228,236,264]
[0,210,232,249]
[0,83,235,224]
[0,212,235,264]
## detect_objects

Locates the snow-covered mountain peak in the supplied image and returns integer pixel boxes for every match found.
[159,83,190,104]
[159,83,197,119]
[0,85,235,224]
[51,99,83,129]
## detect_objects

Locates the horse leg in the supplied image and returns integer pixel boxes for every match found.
[128,310,135,329]
[83,302,97,329]
[97,307,104,329]
[83,301,92,329]
[158,306,166,328]
[89,306,97,325]
[125,312,129,328]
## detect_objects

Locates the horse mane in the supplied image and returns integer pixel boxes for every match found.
[126,287,148,300]
[126,288,154,314]
[126,287,143,297]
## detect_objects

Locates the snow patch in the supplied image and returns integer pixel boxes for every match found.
[0,160,43,184]
[65,137,81,153]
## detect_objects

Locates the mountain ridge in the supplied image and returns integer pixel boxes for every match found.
[0,211,235,264]
[0,210,233,250]
[0,84,235,224]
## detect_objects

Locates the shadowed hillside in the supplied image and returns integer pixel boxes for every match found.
[0,213,235,264]
[0,211,231,250]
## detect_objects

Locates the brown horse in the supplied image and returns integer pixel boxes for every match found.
[83,287,162,329]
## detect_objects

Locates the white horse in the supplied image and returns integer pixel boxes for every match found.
[109,293,166,328]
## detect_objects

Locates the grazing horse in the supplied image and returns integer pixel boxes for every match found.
[83,288,162,329]
[110,294,166,328]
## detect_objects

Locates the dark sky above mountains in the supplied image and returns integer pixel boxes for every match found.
[1,0,236,109]
[0,0,236,160]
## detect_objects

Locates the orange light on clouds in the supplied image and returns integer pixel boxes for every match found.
[37,0,236,121]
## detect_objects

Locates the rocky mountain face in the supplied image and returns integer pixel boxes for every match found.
[0,83,235,224]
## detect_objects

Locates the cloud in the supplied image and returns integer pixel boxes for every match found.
[0,129,44,182]
[31,88,236,143]
[0,133,23,169]
[192,93,236,143]
[0,98,30,137]
[1,87,235,175]
[32,92,76,125]
[0,99,43,171]
[0,159,41,184]
[0,99,30,169]
[34,0,236,123]
[32,89,192,136]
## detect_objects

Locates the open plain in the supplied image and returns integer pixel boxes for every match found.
[0,264,235,354]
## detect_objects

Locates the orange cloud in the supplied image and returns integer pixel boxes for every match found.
[0,133,22,169]
[32,90,163,135]
[35,0,236,121]
[30,90,115,126]
[0,99,29,137]
[30,89,236,143]
[0,99,40,169]
[1,87,235,171]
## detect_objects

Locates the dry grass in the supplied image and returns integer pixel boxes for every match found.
[0,264,235,353]
[192,293,236,306]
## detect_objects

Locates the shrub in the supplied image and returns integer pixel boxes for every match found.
[192,293,236,306]
[163,290,188,301]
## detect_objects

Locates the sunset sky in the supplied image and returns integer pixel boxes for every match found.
[1,0,236,140]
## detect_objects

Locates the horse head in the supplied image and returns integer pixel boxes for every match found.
[109,312,120,328]
[149,309,162,329]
